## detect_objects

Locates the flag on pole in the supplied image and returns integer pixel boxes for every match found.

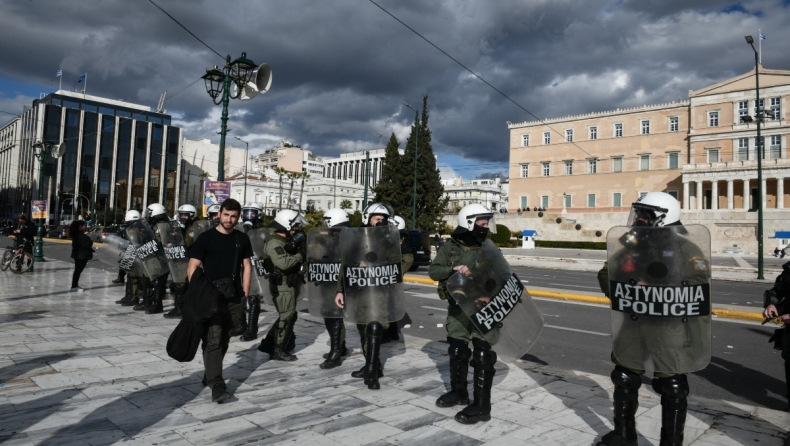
[77,74,86,83]
[56,69,62,78]
[759,32,766,40]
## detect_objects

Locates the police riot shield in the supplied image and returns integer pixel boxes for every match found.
[606,225,712,375]
[306,227,344,318]
[126,221,169,280]
[156,221,189,284]
[94,234,142,276]
[445,239,544,363]
[191,219,218,241]
[339,226,404,325]
[247,227,274,304]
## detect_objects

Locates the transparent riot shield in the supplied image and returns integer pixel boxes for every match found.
[126,221,169,280]
[156,221,189,284]
[191,219,218,241]
[445,239,544,362]
[94,234,142,276]
[307,227,344,318]
[247,227,274,304]
[606,225,712,375]
[339,226,404,325]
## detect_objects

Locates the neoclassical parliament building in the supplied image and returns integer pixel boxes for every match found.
[507,66,790,253]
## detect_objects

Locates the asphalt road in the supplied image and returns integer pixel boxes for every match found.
[29,238,789,410]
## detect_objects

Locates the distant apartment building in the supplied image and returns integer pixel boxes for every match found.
[0,117,22,219]
[508,66,790,214]
[322,148,404,188]
[0,90,183,221]
[251,140,324,177]
[442,176,507,212]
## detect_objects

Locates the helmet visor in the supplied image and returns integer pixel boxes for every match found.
[626,203,666,227]
[242,209,260,222]
[472,213,496,234]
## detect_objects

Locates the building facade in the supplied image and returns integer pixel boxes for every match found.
[250,140,323,177]
[322,148,404,188]
[8,90,183,222]
[304,177,367,212]
[228,174,305,215]
[0,117,22,219]
[442,176,507,212]
[508,101,689,212]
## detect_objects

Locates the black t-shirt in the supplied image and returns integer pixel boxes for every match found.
[189,228,254,290]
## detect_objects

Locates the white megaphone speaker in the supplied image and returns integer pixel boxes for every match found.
[54,142,66,158]
[239,63,272,101]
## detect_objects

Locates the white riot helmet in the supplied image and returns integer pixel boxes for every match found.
[322,208,350,228]
[362,202,391,226]
[273,209,307,232]
[124,210,141,223]
[177,204,197,226]
[207,204,221,219]
[144,203,167,220]
[458,203,496,233]
[241,203,263,224]
[391,215,406,231]
[627,192,681,227]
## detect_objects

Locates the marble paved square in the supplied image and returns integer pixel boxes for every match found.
[1,260,789,445]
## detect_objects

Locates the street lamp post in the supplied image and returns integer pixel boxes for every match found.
[114,182,121,224]
[234,136,250,205]
[32,141,60,263]
[201,53,259,181]
[403,102,420,230]
[745,35,765,280]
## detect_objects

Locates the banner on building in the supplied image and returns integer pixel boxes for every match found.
[31,200,47,219]
[203,181,231,217]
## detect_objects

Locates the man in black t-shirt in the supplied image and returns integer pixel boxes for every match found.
[187,198,253,403]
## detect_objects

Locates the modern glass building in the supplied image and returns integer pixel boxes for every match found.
[11,91,183,222]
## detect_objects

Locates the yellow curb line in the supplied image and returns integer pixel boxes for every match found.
[403,275,765,323]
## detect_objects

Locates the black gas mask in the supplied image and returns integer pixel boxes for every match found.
[472,224,489,243]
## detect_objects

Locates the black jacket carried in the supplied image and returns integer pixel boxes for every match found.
[70,232,94,260]
[15,223,36,246]
[166,268,220,362]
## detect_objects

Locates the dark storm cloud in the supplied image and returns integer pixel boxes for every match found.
[0,0,787,176]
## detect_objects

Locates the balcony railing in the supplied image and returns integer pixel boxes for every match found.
[682,156,790,171]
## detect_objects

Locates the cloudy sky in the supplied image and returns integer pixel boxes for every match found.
[0,0,788,180]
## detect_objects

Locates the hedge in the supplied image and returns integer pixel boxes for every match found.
[535,240,607,250]
[489,224,512,247]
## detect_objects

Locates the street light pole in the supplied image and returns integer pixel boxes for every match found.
[363,150,370,208]
[235,136,250,205]
[114,182,120,224]
[746,35,764,280]
[32,141,57,263]
[404,102,419,230]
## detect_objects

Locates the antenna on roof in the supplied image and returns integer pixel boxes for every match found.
[156,91,167,114]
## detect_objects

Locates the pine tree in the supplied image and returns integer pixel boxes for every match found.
[400,95,448,231]
[372,133,406,210]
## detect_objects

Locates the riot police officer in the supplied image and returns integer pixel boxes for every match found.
[334,202,407,390]
[239,203,264,341]
[116,210,143,308]
[596,192,709,446]
[136,203,169,314]
[763,263,790,412]
[163,204,198,319]
[257,209,306,361]
[207,204,221,221]
[429,204,498,424]
[317,208,351,369]
[383,215,413,343]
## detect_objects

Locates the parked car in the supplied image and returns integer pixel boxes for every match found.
[87,226,118,243]
[404,230,431,271]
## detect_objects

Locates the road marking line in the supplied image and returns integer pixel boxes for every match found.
[732,256,753,269]
[421,306,447,312]
[547,283,601,290]
[544,325,610,336]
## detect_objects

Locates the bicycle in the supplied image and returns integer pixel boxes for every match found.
[1,239,34,273]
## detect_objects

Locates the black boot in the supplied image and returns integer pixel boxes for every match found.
[324,341,349,359]
[285,313,297,352]
[164,284,184,319]
[363,322,383,390]
[271,317,297,361]
[455,345,496,424]
[784,361,790,411]
[122,277,141,307]
[133,281,150,311]
[116,279,133,305]
[436,338,471,407]
[653,375,689,446]
[112,270,125,284]
[320,318,344,369]
[596,366,641,446]
[257,323,276,354]
[351,324,368,378]
[146,280,165,314]
[241,296,261,341]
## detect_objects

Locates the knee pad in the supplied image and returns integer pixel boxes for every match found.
[447,337,470,361]
[473,348,497,370]
[471,338,492,351]
[611,366,642,392]
[653,375,689,401]
[366,321,383,337]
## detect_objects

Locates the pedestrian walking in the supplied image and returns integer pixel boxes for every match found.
[69,220,93,292]
[186,198,252,403]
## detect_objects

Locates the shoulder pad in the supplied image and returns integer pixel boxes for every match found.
[275,246,285,255]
